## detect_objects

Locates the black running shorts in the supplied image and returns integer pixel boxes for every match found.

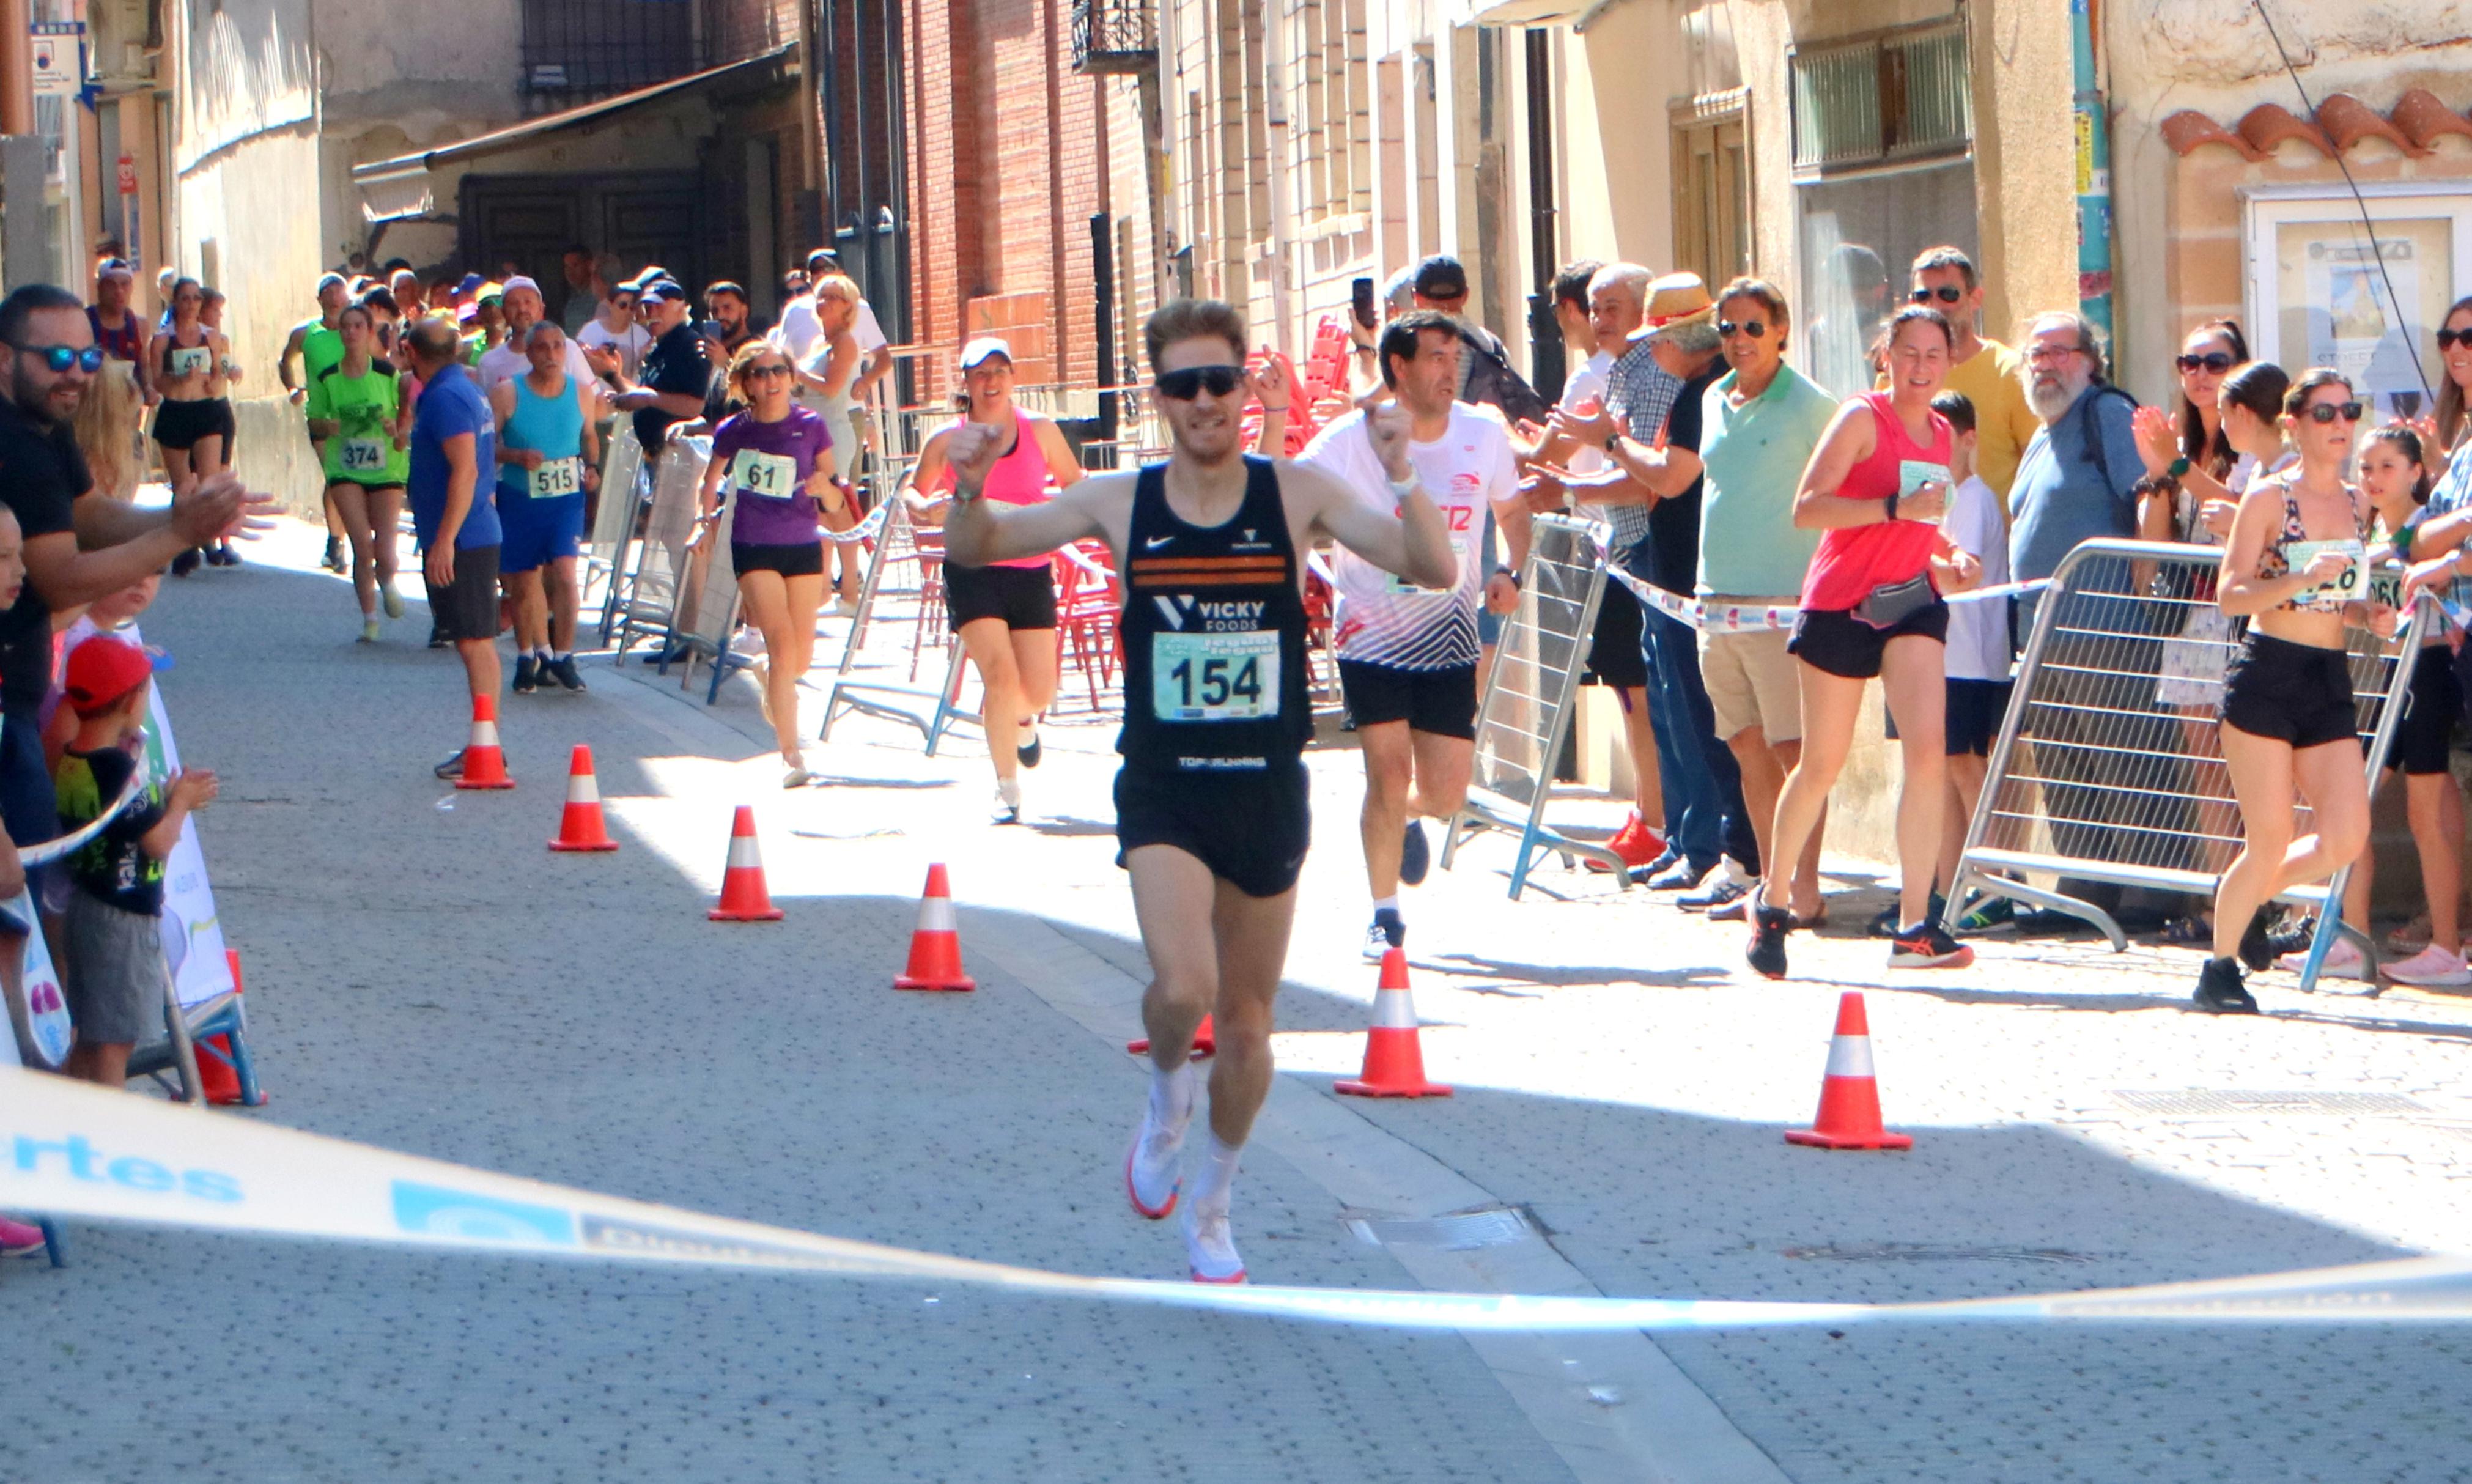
[1115,760,1311,899]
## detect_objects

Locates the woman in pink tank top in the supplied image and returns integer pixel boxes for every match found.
[903,337,1087,821]
[1747,306,1982,981]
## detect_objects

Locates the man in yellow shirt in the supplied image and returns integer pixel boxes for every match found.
[1908,246,2041,501]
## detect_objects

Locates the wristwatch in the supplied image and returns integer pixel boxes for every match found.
[1385,471,1420,500]
[2167,456,2192,479]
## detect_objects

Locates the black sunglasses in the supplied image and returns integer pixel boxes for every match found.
[2301,401,2365,424]
[742,363,793,380]
[2439,328,2472,351]
[1717,320,1767,339]
[2176,352,2235,374]
[1156,364,1245,401]
[7,342,106,374]
[1910,285,1965,305]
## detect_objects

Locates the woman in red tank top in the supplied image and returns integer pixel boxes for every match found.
[1747,306,1982,981]
[903,338,1087,821]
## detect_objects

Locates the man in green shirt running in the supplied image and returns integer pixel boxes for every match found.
[280,272,353,571]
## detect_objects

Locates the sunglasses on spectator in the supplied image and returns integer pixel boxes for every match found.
[7,342,105,374]
[2300,401,2365,424]
[2438,328,2472,350]
[1156,365,1245,401]
[1717,320,1767,339]
[1909,285,1964,305]
[2176,352,2235,373]
[742,363,793,380]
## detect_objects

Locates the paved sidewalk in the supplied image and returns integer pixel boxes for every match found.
[6,517,2470,1481]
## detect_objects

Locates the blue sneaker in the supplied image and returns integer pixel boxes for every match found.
[1399,821,1430,887]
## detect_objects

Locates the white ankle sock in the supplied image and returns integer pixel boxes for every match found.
[1187,1132,1242,1214]
[1373,895,1400,916]
[1149,1061,1195,1131]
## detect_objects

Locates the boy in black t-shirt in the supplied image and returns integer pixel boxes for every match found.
[53,635,216,1087]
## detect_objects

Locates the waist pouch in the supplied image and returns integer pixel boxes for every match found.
[1852,573,1936,630]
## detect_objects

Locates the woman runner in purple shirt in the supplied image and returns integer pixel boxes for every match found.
[698,341,839,784]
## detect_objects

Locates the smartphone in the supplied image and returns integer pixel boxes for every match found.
[1351,276,1377,330]
[696,319,725,342]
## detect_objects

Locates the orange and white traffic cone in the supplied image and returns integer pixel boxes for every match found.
[893,863,976,991]
[547,745,619,852]
[1334,947,1451,1098]
[456,693,514,789]
[1785,992,1913,1150]
[707,806,784,921]
[1127,1014,1216,1059]
[192,948,249,1106]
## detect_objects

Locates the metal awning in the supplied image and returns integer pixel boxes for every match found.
[351,43,794,221]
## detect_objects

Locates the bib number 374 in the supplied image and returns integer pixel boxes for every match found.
[1151,632,1278,722]
[341,438,386,471]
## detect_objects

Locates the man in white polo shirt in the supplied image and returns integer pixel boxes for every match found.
[1301,309,1527,961]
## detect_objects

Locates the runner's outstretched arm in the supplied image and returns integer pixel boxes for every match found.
[943,474,1113,567]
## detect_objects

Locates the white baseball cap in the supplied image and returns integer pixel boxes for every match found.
[500,275,543,299]
[959,336,1013,369]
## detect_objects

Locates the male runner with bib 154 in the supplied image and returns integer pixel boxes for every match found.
[942,299,1455,1285]
[1300,309,1527,959]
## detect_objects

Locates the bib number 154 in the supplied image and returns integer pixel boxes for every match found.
[1151,632,1278,722]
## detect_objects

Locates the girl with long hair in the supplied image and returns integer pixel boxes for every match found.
[304,302,411,641]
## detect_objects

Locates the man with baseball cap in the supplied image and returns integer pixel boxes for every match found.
[1406,254,1547,426]
[478,276,599,398]
[87,259,153,407]
[608,277,712,454]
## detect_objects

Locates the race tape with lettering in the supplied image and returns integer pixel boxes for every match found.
[6,1067,2467,1330]
[820,501,891,547]
[1604,566,2053,635]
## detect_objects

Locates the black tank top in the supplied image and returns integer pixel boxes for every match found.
[1116,456,1312,773]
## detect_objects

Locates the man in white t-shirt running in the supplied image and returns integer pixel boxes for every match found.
[1301,309,1527,960]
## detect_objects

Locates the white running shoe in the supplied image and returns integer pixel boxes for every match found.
[1183,1197,1246,1284]
[1125,1064,1194,1220]
[830,597,860,619]
[381,583,405,619]
[2382,943,2472,987]
[2276,936,2366,977]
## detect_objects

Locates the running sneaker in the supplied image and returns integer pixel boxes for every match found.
[1584,813,1667,874]
[1017,727,1042,769]
[170,548,202,578]
[381,582,404,619]
[207,544,240,567]
[1708,890,1753,923]
[547,656,587,692]
[1398,820,1430,887]
[2193,956,2259,1014]
[433,749,466,780]
[512,655,539,695]
[829,597,860,619]
[2276,936,2367,978]
[783,764,813,789]
[1183,1197,1246,1284]
[2381,943,2472,987]
[1126,1063,1194,1220]
[1889,923,1974,969]
[991,778,1023,824]
[2260,914,2313,964]
[1678,858,1752,912]
[1,1216,45,1258]
[1641,856,1711,891]
[358,618,380,644]
[321,537,345,572]
[1955,895,2014,932]
[1362,907,1406,962]
[427,625,449,650]
[1870,891,1946,939]
[1746,903,1792,980]
[2237,908,2278,973]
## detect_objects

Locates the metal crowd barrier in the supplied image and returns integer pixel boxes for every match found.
[614,437,709,661]
[1946,537,2426,993]
[666,492,747,704]
[583,421,645,638]
[1439,515,1630,898]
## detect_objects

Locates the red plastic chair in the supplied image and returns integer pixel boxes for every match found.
[1052,539,1122,712]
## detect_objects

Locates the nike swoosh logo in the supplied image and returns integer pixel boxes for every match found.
[1144,536,1175,549]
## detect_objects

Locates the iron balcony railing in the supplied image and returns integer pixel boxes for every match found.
[519,0,801,111]
[1071,0,1156,76]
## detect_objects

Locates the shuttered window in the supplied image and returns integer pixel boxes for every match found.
[1788,20,1971,176]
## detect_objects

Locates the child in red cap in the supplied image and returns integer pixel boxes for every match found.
[51,634,217,1088]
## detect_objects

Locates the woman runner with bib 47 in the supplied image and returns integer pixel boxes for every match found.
[698,340,835,786]
[2197,370,2389,1014]
[1747,305,1981,981]
[304,301,410,641]
[904,336,1087,823]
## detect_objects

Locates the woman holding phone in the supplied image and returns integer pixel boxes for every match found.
[2197,369,2385,1014]
[698,341,836,786]
[1747,305,1980,981]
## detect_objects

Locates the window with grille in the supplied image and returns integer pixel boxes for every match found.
[1788,18,1970,176]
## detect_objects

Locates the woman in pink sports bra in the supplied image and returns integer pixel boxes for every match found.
[1747,305,1982,982]
[905,336,1087,822]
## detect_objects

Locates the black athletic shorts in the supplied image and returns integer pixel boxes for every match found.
[1337,659,1478,740]
[2221,631,2357,750]
[1583,578,1647,689]
[424,543,503,643]
[2388,644,2459,775]
[1115,759,1312,899]
[1787,601,1950,681]
[153,397,228,450]
[945,561,1057,631]
[732,540,825,578]
[1944,678,2013,757]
